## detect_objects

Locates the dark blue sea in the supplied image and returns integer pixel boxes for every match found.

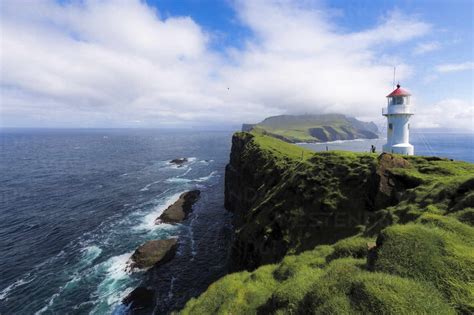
[0,129,472,314]
[0,129,233,314]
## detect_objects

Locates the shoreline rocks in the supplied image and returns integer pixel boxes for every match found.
[122,287,155,311]
[126,238,178,271]
[155,190,200,224]
[170,158,188,167]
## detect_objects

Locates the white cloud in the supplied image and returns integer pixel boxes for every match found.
[349,10,430,47]
[415,99,473,131]
[413,41,440,55]
[436,62,474,73]
[0,0,435,127]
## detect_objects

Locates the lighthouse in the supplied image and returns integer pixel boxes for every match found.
[382,84,414,155]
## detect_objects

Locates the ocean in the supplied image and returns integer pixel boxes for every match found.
[0,129,472,314]
[0,129,233,314]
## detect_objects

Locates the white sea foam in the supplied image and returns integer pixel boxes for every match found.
[37,250,136,314]
[195,171,218,182]
[165,177,192,184]
[165,171,218,184]
[104,253,132,282]
[188,216,198,260]
[140,180,161,192]
[177,167,192,177]
[0,278,33,300]
[33,245,103,313]
[90,252,135,314]
[35,276,82,315]
[34,292,60,315]
[168,276,176,299]
[0,249,68,301]
[80,245,102,266]
[199,159,214,164]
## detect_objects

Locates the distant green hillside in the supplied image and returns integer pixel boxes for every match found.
[243,114,378,143]
[181,132,474,314]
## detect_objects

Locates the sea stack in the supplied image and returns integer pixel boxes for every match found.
[155,190,200,224]
[126,238,178,271]
[170,158,188,167]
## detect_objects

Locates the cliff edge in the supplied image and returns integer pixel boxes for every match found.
[182,132,474,314]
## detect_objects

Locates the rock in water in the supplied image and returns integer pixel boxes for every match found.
[155,190,200,224]
[127,238,178,271]
[122,287,155,311]
[170,158,188,166]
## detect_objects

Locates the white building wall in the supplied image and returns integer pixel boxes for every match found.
[391,115,410,144]
[383,108,414,155]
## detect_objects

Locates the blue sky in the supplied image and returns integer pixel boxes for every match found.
[147,0,474,104]
[1,0,473,129]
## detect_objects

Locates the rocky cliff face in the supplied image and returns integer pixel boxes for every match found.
[225,132,473,271]
[225,133,420,271]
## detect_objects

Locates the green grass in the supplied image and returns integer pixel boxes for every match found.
[326,236,375,262]
[180,264,278,315]
[370,214,474,313]
[182,247,455,314]
[182,132,474,314]
[243,130,315,163]
[449,207,474,226]
[347,272,454,314]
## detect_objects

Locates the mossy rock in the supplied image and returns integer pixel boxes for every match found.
[128,238,178,270]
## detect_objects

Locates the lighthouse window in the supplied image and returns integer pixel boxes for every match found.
[395,97,403,105]
[389,123,393,130]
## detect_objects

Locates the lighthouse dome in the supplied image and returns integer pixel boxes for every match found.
[387,84,411,97]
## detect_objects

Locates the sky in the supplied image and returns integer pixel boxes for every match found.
[0,0,473,130]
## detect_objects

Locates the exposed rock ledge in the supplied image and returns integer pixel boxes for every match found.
[126,238,178,271]
[170,158,188,167]
[155,190,200,224]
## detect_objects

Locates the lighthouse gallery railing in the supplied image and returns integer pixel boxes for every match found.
[382,105,414,115]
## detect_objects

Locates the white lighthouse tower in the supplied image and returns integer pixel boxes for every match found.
[382,84,414,155]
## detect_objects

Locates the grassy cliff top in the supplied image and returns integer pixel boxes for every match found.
[242,129,374,163]
[181,132,474,314]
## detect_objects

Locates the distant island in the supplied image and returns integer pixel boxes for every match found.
[242,113,379,143]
